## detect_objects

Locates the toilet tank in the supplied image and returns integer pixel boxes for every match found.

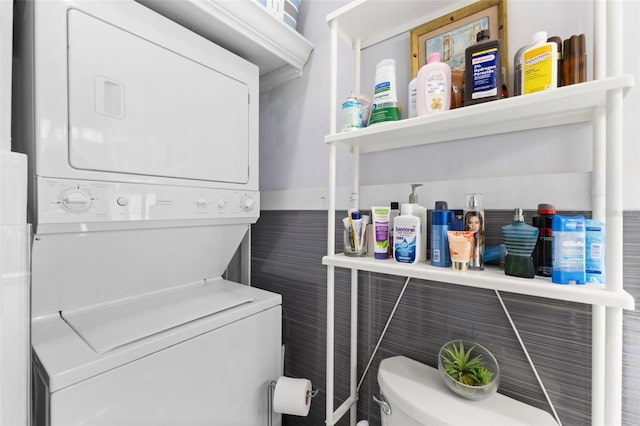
[377,356,558,426]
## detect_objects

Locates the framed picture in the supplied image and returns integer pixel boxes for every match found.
[410,0,508,87]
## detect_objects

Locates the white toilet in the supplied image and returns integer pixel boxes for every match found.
[377,356,558,426]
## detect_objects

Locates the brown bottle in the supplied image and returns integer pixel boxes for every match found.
[562,34,587,86]
[577,34,587,84]
[464,29,502,106]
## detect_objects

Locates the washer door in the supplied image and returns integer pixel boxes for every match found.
[67,9,250,184]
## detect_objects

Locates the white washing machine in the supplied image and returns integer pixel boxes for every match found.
[12,0,281,424]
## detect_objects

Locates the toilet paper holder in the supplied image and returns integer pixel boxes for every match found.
[267,379,318,426]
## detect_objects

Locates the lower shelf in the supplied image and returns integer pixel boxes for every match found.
[322,254,635,310]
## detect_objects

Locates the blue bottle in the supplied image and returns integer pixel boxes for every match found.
[431,201,451,267]
[502,208,539,278]
[552,215,586,284]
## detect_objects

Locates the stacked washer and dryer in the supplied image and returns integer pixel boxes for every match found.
[12,0,281,424]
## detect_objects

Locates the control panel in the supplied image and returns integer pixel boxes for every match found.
[37,178,259,225]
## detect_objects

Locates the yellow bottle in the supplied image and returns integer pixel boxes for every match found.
[522,31,558,95]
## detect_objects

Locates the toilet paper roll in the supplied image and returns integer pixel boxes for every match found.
[272,376,312,416]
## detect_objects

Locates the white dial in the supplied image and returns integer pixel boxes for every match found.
[196,198,208,208]
[217,198,227,208]
[60,189,92,213]
[241,196,255,211]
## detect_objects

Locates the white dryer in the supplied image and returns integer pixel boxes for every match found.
[12,0,280,424]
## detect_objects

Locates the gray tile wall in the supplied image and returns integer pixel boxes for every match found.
[251,210,640,426]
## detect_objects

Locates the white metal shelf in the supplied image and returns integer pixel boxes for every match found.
[137,0,313,92]
[323,254,635,310]
[325,75,634,153]
[325,1,632,425]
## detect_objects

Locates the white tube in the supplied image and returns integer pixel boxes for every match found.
[605,307,623,426]
[593,0,606,81]
[354,38,361,96]
[592,305,606,425]
[604,1,623,424]
[591,4,607,425]
[350,268,358,426]
[352,146,359,212]
[591,7,607,419]
[329,19,337,135]
[326,265,335,426]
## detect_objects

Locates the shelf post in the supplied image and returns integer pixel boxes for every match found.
[351,38,361,213]
[591,1,606,423]
[326,17,338,426]
[604,0,624,424]
[350,268,358,426]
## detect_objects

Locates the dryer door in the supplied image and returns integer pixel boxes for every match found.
[67,9,250,184]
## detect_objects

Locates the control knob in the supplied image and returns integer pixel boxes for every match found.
[60,189,92,213]
[241,196,255,211]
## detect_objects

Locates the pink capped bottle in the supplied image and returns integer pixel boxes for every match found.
[416,52,452,115]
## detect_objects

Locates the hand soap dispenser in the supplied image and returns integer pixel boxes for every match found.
[408,184,427,262]
[502,208,539,278]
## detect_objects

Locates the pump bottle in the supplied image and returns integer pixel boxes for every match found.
[393,204,421,264]
[407,184,427,262]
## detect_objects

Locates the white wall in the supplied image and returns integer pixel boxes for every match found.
[260,0,640,211]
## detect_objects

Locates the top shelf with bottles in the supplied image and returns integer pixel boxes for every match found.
[325,75,634,153]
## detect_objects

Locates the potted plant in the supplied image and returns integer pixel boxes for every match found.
[437,339,500,400]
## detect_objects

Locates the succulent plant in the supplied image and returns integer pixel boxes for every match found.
[441,341,494,386]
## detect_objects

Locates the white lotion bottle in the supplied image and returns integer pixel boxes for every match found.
[416,52,451,116]
[407,184,427,262]
[408,77,417,118]
[394,204,421,264]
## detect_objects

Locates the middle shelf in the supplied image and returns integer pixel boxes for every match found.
[325,74,634,153]
[322,253,635,310]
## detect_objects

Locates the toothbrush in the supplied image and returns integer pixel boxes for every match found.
[348,215,358,250]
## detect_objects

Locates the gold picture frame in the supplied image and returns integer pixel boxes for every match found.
[410,0,508,88]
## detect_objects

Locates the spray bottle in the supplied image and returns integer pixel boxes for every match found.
[464,193,485,270]
[407,184,427,262]
[431,201,451,267]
